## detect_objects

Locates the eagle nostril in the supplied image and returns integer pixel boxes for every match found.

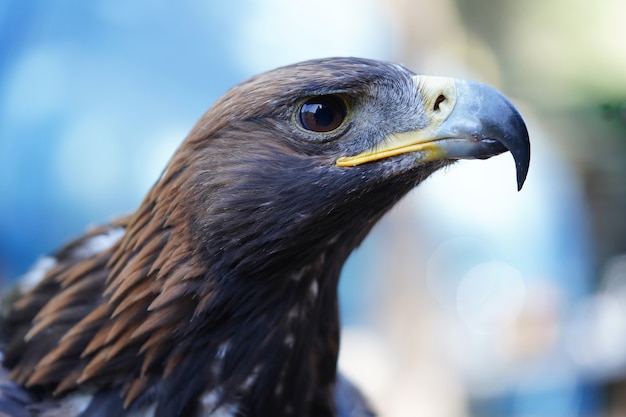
[433,94,446,112]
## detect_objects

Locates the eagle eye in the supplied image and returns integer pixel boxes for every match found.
[298,95,347,133]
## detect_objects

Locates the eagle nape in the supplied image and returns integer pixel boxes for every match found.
[0,57,530,417]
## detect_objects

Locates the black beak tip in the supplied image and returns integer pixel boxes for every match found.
[510,121,531,192]
[516,158,530,191]
[456,80,531,192]
[486,95,531,192]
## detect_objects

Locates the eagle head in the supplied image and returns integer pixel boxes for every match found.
[1,58,529,417]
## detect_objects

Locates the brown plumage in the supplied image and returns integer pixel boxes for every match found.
[0,57,530,417]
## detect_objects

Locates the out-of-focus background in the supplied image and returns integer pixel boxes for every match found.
[1,1,625,416]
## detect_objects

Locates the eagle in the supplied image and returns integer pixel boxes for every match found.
[0,58,530,417]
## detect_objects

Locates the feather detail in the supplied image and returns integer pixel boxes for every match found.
[122,376,151,409]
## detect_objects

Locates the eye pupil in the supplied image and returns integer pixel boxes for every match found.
[299,95,346,133]
[308,103,333,127]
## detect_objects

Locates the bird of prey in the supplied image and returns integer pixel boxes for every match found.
[0,57,530,417]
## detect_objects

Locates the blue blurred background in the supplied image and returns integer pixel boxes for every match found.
[1,1,625,416]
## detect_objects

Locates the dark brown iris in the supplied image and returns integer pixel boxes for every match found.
[298,95,346,133]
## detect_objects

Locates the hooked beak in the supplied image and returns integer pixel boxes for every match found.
[336,76,530,190]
